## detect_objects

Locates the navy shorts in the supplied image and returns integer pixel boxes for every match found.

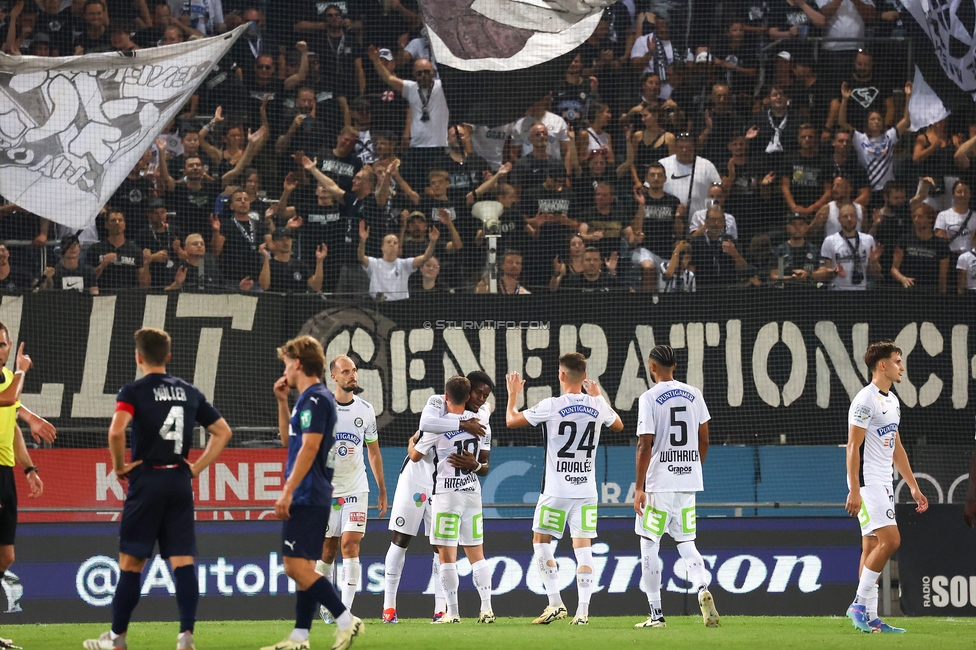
[119,464,196,559]
[282,506,331,559]
[0,466,17,546]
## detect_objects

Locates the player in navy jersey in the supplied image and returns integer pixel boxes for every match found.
[262,336,364,650]
[84,328,233,650]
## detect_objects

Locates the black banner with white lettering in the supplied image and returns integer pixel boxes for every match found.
[898,504,976,616]
[7,290,976,447]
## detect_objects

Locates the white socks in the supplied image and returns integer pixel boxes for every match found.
[534,542,562,607]
[289,629,309,642]
[341,558,361,609]
[315,560,334,583]
[383,544,407,610]
[439,562,459,617]
[432,555,446,613]
[676,541,709,592]
[574,547,593,618]
[866,583,879,620]
[640,537,662,614]
[856,568,881,606]
[471,559,493,612]
[335,610,353,630]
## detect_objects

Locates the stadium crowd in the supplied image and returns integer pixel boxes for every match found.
[2,0,976,298]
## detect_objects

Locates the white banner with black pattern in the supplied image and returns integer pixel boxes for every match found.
[0,24,245,230]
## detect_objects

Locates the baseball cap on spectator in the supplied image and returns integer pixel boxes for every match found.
[60,234,81,253]
[777,51,792,62]
[148,198,166,209]
[378,48,394,61]
[32,33,51,44]
[271,228,292,240]
[406,211,427,223]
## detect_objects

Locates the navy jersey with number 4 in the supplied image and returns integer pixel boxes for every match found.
[287,383,338,507]
[116,374,221,464]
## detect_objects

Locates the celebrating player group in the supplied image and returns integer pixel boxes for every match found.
[49,330,930,650]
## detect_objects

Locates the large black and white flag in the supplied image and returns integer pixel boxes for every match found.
[0,25,245,230]
[903,0,976,129]
[418,0,612,125]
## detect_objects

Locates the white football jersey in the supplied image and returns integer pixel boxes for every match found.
[636,380,710,493]
[402,395,492,491]
[414,406,487,495]
[328,396,378,495]
[523,393,617,499]
[848,383,900,487]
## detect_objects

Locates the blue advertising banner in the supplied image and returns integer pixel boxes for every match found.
[366,446,849,518]
[2,517,861,623]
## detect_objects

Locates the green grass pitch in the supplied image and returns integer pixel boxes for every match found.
[2,617,976,650]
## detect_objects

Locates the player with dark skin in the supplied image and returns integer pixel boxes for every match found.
[391,379,491,551]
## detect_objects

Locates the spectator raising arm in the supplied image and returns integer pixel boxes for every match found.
[466,162,511,205]
[367,45,404,93]
[283,42,309,91]
[435,208,462,253]
[895,82,913,137]
[357,220,371,268]
[308,244,327,292]
[222,126,269,186]
[300,155,347,202]
[198,107,225,164]
[412,226,440,268]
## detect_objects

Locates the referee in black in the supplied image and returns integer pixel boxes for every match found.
[0,324,55,650]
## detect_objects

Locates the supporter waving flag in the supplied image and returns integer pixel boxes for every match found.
[0,25,246,231]
[418,0,613,125]
[903,0,976,130]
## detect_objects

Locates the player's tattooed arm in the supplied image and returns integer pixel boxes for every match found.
[634,433,653,515]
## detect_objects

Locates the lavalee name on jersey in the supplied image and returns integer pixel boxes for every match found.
[523,393,617,499]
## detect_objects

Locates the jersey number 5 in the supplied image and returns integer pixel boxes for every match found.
[669,406,688,447]
[159,406,185,454]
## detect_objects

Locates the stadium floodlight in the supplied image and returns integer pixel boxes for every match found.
[471,200,503,238]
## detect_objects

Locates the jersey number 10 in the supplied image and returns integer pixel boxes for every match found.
[452,438,478,476]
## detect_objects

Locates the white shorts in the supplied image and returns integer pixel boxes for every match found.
[858,484,896,536]
[429,492,483,547]
[634,491,697,543]
[388,479,433,536]
[532,494,598,539]
[325,492,368,538]
[632,248,664,266]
